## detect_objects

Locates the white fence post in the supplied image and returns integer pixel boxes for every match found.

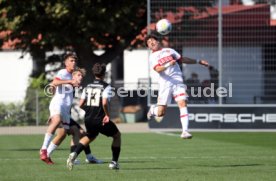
[35,89,39,126]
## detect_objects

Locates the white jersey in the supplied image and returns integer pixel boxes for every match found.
[49,69,73,127]
[149,48,183,87]
[50,69,73,107]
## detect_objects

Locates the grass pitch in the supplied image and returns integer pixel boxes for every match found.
[0,132,275,181]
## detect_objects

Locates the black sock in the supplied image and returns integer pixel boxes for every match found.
[75,143,86,156]
[70,145,77,153]
[84,145,91,155]
[111,146,121,162]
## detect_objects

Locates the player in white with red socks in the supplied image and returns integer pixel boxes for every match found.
[39,53,79,164]
[145,34,209,139]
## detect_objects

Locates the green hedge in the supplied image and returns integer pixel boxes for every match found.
[0,74,51,126]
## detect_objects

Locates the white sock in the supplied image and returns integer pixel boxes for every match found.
[180,107,189,132]
[150,105,159,116]
[41,133,53,150]
[47,142,58,157]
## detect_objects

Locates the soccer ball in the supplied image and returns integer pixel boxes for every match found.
[156,19,172,35]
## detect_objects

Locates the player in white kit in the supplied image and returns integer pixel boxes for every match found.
[145,35,209,139]
[40,53,80,164]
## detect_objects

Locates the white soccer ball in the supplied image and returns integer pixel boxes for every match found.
[156,19,172,35]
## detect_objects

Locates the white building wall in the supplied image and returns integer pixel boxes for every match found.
[123,49,159,90]
[0,51,32,103]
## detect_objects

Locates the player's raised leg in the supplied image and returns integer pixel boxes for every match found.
[147,105,159,119]
[147,104,167,122]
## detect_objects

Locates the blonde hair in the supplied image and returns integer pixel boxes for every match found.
[72,67,86,77]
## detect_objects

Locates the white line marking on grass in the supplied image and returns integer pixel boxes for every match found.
[1,155,275,161]
[153,131,179,137]
[151,128,276,132]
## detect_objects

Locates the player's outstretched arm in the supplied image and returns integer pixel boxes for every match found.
[154,60,177,73]
[198,60,209,67]
[181,57,209,67]
[52,78,79,87]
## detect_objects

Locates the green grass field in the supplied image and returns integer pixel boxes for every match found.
[0,132,276,181]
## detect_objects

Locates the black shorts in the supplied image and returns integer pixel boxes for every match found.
[63,118,82,135]
[85,120,119,139]
[69,118,81,129]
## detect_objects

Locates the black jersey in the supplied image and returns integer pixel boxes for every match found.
[81,79,110,124]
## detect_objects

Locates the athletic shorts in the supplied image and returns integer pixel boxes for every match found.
[63,118,83,135]
[69,118,81,129]
[157,83,187,105]
[84,120,119,139]
[49,103,71,129]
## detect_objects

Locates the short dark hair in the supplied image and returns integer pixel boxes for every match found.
[92,63,106,77]
[144,34,159,47]
[63,52,78,62]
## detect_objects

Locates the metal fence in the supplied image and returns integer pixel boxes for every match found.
[148,0,276,105]
[0,88,85,126]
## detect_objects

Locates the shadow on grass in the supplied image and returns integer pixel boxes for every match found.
[198,163,263,167]
[122,167,183,170]
[0,148,68,151]
[118,160,156,164]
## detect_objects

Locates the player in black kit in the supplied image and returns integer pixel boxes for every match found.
[67,63,121,170]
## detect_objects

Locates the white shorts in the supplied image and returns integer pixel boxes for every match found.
[49,103,71,130]
[157,83,188,105]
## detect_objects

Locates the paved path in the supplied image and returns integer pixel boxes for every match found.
[0,123,275,135]
[0,123,150,135]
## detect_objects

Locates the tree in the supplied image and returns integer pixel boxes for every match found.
[0,0,147,83]
[0,0,217,83]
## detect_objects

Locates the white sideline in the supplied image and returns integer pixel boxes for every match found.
[0,123,150,135]
[0,155,275,161]
[0,123,275,135]
[151,128,276,132]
